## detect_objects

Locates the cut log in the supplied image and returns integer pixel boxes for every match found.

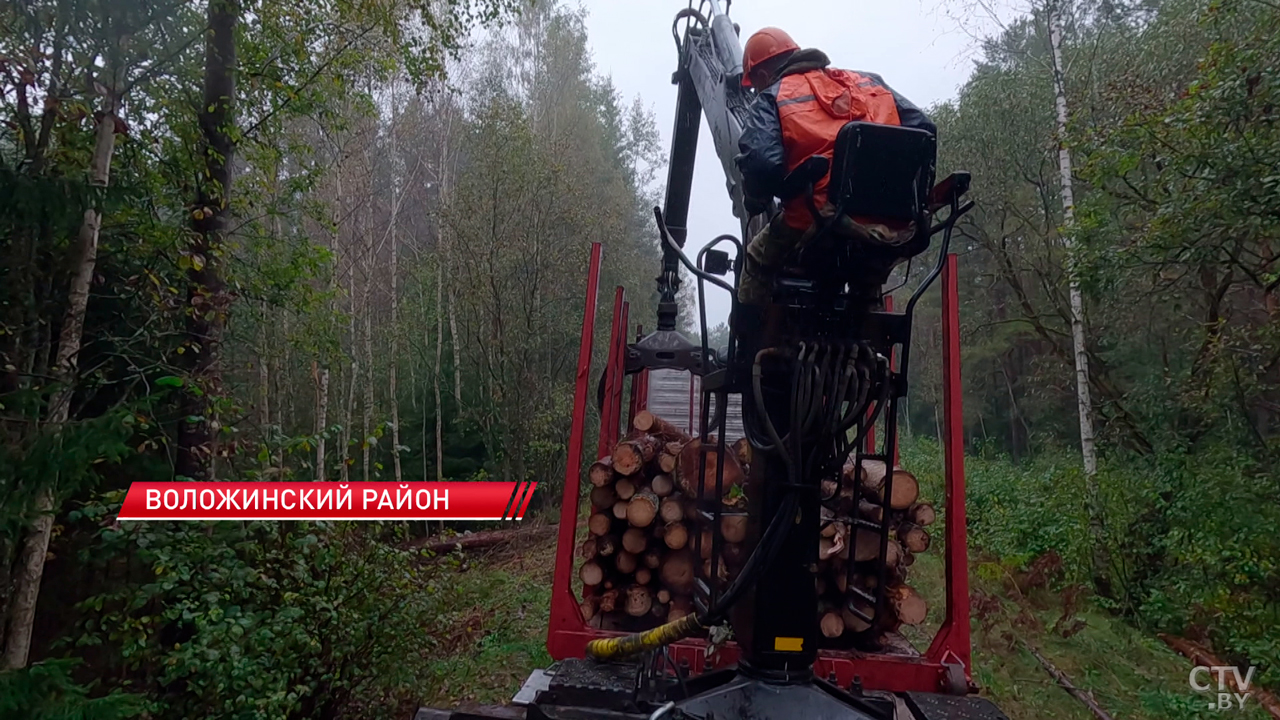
[417,525,558,554]
[853,529,881,562]
[615,550,638,575]
[722,542,746,568]
[662,521,689,550]
[588,512,613,537]
[660,550,696,593]
[590,484,617,510]
[659,496,685,524]
[635,567,652,585]
[588,457,615,487]
[902,550,916,567]
[732,438,753,468]
[612,500,630,520]
[818,534,843,562]
[626,489,659,528]
[889,585,927,625]
[578,537,597,560]
[580,596,599,622]
[598,588,620,614]
[886,470,919,510]
[656,588,671,604]
[612,434,661,476]
[1158,634,1280,720]
[857,499,885,524]
[908,503,936,527]
[876,631,920,657]
[596,534,619,557]
[699,529,714,560]
[650,601,668,621]
[622,527,649,555]
[820,507,838,538]
[632,411,689,443]
[668,596,694,622]
[842,458,865,486]
[861,460,919,510]
[720,514,748,544]
[675,439,746,500]
[579,561,604,586]
[643,547,663,569]
[885,539,904,568]
[664,441,685,456]
[615,478,637,501]
[860,459,889,495]
[658,453,678,474]
[820,601,845,638]
[651,473,675,497]
[897,523,930,553]
[624,584,655,617]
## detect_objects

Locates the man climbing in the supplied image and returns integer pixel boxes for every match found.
[734,27,937,306]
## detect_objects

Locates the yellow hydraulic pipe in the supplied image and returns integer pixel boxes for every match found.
[584,613,704,661]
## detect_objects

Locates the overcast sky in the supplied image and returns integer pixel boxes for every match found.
[576,0,987,327]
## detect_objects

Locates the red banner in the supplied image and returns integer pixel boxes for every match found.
[115,481,537,521]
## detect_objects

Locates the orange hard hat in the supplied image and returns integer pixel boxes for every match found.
[741,27,799,87]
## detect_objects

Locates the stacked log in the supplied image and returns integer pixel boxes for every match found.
[577,411,937,650]
[578,411,754,632]
[816,454,936,650]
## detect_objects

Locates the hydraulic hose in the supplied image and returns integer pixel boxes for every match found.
[585,612,705,662]
[583,491,799,661]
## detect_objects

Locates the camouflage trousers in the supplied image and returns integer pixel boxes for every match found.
[736,212,916,306]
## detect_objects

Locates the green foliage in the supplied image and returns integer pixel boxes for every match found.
[904,435,1280,692]
[0,658,143,720]
[72,498,453,719]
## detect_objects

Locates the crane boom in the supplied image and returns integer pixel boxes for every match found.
[652,1,765,333]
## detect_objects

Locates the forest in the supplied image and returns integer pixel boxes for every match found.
[0,0,1276,717]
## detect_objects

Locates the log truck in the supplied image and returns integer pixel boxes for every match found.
[417,1,1004,718]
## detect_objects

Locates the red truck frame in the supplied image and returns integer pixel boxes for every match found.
[546,242,972,695]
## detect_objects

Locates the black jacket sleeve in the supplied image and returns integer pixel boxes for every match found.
[735,81,787,210]
[864,72,937,137]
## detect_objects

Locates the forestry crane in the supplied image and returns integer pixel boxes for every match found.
[416,2,1000,718]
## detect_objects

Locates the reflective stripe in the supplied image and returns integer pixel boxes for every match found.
[775,93,816,108]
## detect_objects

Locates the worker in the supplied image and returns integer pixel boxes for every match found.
[733,27,937,306]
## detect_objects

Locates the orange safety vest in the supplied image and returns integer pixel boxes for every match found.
[775,68,903,230]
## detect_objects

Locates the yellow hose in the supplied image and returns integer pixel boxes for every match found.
[584,613,704,661]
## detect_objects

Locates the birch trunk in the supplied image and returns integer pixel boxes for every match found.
[449,289,462,406]
[319,170,343,480]
[434,262,445,482]
[315,365,329,481]
[389,103,403,484]
[258,302,270,431]
[3,94,118,670]
[1048,0,1108,593]
[363,231,374,483]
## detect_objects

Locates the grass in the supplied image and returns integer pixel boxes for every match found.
[417,516,1269,719]
[416,531,555,708]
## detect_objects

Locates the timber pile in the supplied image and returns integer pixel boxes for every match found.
[577,410,936,649]
[579,410,747,632]
[816,456,935,650]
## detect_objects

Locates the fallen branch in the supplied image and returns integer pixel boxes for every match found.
[1159,634,1280,720]
[1023,642,1114,720]
[412,524,558,554]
